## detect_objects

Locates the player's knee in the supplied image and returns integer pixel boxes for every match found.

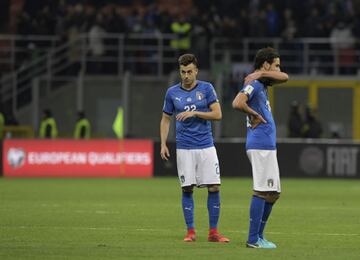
[254,191,280,204]
[182,186,194,193]
[267,192,280,203]
[207,184,220,192]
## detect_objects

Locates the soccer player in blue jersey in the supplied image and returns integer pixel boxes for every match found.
[232,47,289,248]
[160,54,230,243]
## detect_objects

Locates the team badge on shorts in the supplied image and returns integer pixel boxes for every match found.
[180,175,185,183]
[267,179,274,188]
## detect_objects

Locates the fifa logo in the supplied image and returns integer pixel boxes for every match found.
[7,148,26,168]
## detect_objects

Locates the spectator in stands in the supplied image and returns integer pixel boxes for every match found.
[36,5,56,35]
[248,8,266,37]
[74,111,91,139]
[281,8,297,40]
[191,7,212,67]
[88,13,106,73]
[265,3,280,37]
[39,109,58,139]
[287,101,303,138]
[303,7,327,37]
[330,19,356,74]
[7,0,360,77]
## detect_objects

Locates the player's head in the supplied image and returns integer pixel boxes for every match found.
[178,53,198,87]
[43,109,52,119]
[254,47,281,72]
[78,111,85,120]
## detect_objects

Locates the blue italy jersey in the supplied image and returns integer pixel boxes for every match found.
[241,80,276,150]
[163,80,218,149]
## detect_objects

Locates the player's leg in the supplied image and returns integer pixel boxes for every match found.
[256,191,280,240]
[182,185,196,241]
[257,150,281,247]
[197,147,229,242]
[246,151,280,247]
[207,184,220,232]
[246,150,280,248]
[177,149,197,241]
[246,192,266,247]
[206,184,229,242]
[252,191,279,248]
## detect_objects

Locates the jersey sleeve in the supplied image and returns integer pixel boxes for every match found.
[162,89,174,115]
[206,83,219,106]
[240,81,259,101]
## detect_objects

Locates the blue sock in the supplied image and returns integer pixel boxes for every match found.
[182,191,194,229]
[247,195,265,244]
[259,202,273,239]
[207,191,220,229]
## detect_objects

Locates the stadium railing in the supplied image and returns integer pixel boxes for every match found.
[0,34,58,72]
[210,37,360,76]
[1,34,360,138]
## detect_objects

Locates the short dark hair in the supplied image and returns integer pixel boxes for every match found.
[254,47,280,69]
[178,53,198,67]
[43,109,52,117]
[78,111,85,118]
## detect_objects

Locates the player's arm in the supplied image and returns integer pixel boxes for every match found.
[244,71,289,85]
[232,92,266,128]
[195,102,222,120]
[176,102,222,121]
[160,112,171,160]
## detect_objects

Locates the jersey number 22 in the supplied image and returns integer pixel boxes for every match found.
[184,105,196,111]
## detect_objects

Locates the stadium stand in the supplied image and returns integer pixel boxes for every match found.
[0,0,360,139]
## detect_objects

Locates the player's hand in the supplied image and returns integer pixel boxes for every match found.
[176,111,195,121]
[160,145,170,161]
[244,71,263,85]
[249,113,267,128]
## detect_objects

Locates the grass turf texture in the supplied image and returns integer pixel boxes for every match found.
[0,177,359,259]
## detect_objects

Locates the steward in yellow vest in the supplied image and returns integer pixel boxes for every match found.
[74,111,91,139]
[39,109,58,138]
[170,16,192,52]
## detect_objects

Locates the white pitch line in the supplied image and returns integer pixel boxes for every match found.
[0,226,358,237]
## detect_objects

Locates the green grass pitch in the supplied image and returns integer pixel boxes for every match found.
[0,177,359,259]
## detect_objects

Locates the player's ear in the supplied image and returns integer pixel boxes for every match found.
[263,62,270,70]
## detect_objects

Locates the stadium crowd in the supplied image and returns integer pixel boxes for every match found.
[14,0,360,40]
[7,0,359,75]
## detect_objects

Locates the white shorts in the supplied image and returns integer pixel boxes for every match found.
[247,149,281,192]
[176,146,221,187]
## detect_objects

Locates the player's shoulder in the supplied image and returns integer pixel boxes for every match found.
[245,79,263,88]
[241,80,263,96]
[197,80,214,91]
[197,80,213,87]
[242,80,263,91]
[166,83,181,94]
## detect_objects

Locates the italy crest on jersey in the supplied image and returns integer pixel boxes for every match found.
[196,91,204,101]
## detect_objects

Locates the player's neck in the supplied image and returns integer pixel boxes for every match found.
[182,81,197,90]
